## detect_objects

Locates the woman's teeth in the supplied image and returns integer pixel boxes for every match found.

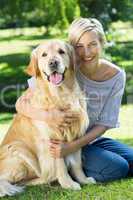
[84,57,94,61]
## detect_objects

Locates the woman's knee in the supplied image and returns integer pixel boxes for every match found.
[84,158,129,182]
[82,145,129,182]
[100,156,129,182]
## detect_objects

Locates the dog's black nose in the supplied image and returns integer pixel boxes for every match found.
[49,59,59,68]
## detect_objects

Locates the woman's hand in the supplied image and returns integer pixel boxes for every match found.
[16,89,79,131]
[45,107,79,132]
[48,139,79,158]
[15,88,33,114]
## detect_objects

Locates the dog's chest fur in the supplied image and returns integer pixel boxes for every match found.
[28,79,89,182]
[31,79,89,143]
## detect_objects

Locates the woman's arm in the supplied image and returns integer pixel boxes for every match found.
[74,124,107,148]
[15,88,79,130]
[16,96,48,121]
[49,124,108,158]
[15,88,47,121]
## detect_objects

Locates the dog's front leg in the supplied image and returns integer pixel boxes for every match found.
[69,150,96,185]
[56,158,81,190]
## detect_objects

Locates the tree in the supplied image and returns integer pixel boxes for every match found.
[79,0,133,29]
[0,0,80,28]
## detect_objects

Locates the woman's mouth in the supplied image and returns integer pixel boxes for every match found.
[83,56,95,62]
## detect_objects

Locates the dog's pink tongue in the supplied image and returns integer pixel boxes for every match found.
[49,73,63,85]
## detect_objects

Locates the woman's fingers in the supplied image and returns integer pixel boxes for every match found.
[17,97,30,109]
[59,127,64,133]
[59,105,71,111]
[59,124,71,130]
[64,118,77,123]
[50,139,62,144]
[51,125,60,133]
[49,148,57,157]
[65,113,79,119]
[22,99,30,110]
[19,89,33,103]
[22,97,31,103]
[24,89,34,98]
[63,122,71,126]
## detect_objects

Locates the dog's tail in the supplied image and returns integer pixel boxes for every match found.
[0,180,24,197]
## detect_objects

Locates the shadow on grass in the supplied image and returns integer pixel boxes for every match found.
[0,53,29,83]
[0,113,13,124]
[0,40,133,112]
[117,138,133,147]
[0,34,55,42]
[0,53,30,113]
[0,27,67,42]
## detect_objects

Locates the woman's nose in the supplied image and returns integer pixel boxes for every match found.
[84,47,91,57]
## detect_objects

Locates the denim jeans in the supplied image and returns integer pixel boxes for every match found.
[82,137,133,182]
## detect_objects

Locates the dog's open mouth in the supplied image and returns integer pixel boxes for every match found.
[44,71,65,85]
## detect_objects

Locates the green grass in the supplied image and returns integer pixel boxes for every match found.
[0,23,133,199]
[0,105,133,200]
[1,181,133,200]
[110,21,133,42]
[105,105,133,140]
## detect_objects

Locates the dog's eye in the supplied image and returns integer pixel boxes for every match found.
[58,49,65,54]
[42,52,47,57]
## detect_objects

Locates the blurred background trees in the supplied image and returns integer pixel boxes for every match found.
[0,2,133,197]
[0,0,132,29]
[0,0,80,28]
[0,0,133,113]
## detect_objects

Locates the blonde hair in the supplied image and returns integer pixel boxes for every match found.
[68,18,106,47]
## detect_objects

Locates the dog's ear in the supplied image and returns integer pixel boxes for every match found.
[25,49,40,77]
[65,43,76,71]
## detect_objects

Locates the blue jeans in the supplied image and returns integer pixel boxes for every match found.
[82,137,133,182]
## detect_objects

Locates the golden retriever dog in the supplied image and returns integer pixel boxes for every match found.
[0,40,95,197]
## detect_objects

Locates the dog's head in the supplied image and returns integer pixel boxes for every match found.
[25,40,75,86]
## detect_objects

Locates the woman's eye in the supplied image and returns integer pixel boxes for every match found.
[91,43,97,46]
[76,46,83,49]
[58,49,65,54]
[42,52,47,57]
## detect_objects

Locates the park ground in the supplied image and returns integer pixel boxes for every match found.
[0,22,133,200]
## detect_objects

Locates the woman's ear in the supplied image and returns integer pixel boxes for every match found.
[25,49,40,77]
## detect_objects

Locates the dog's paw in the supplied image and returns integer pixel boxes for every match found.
[86,177,96,184]
[76,176,96,185]
[61,180,81,190]
[70,181,81,190]
[0,180,24,197]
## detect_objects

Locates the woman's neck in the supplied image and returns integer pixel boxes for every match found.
[79,59,101,80]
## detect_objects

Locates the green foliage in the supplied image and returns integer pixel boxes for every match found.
[0,21,133,112]
[79,0,133,29]
[105,22,133,103]
[0,0,80,28]
[0,0,132,29]
[0,23,133,198]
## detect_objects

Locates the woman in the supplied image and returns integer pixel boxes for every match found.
[16,18,133,182]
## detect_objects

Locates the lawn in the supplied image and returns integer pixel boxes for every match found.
[0,105,133,200]
[0,23,133,199]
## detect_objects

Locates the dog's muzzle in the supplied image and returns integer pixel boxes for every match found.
[43,61,66,85]
[43,71,65,86]
[48,59,59,70]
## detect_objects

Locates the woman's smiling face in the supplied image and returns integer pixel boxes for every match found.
[75,30,102,66]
